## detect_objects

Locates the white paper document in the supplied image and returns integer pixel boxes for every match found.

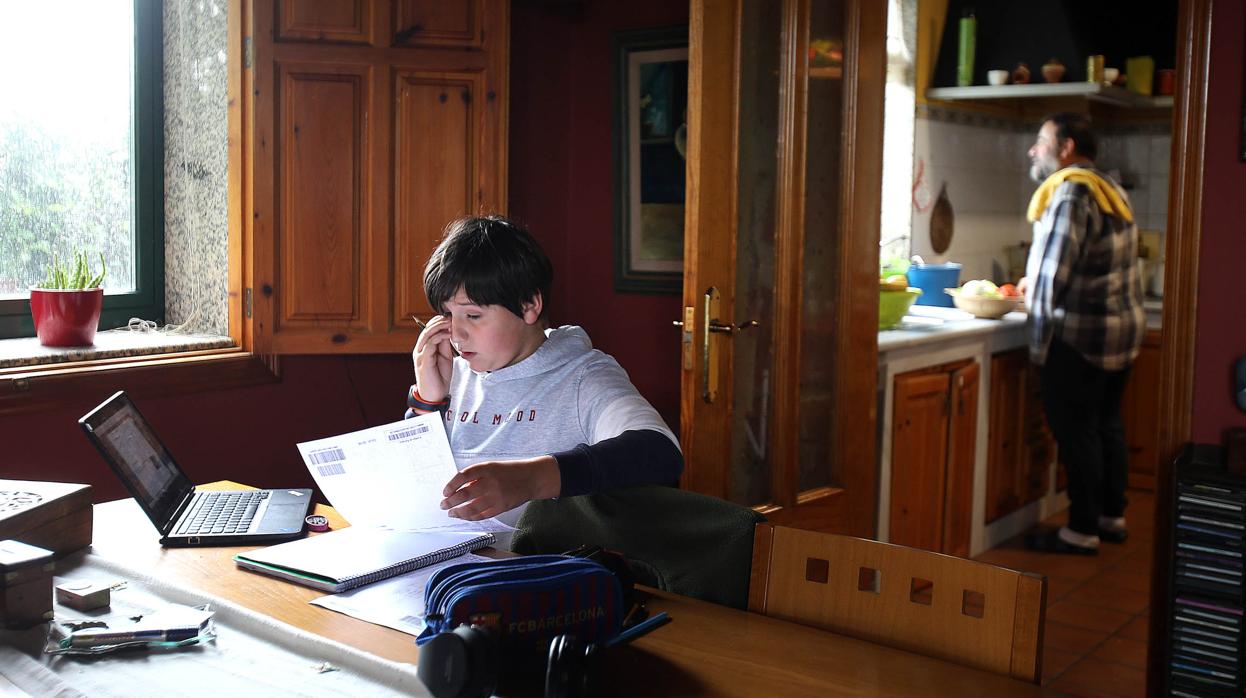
[310,553,493,636]
[297,412,510,533]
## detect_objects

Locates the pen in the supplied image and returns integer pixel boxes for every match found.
[67,625,202,648]
[605,611,671,648]
[412,315,460,355]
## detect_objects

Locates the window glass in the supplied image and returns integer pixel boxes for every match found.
[0,0,136,297]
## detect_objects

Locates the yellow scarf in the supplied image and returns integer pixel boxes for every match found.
[1026,168,1133,223]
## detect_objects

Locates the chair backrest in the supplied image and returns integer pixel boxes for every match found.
[748,524,1046,683]
[513,485,766,609]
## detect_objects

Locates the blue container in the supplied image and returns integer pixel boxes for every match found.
[907,263,961,307]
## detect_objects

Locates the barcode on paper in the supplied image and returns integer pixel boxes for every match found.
[308,448,346,464]
[317,462,346,477]
[387,424,430,441]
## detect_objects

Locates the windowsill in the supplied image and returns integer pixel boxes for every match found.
[0,330,234,370]
[0,332,280,418]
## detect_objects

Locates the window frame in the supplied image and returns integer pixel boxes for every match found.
[0,0,165,339]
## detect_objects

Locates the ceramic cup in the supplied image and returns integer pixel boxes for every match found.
[987,70,1009,86]
[1103,67,1120,85]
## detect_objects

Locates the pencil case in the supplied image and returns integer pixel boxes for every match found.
[416,555,623,656]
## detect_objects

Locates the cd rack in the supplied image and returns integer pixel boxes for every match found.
[1168,444,1246,697]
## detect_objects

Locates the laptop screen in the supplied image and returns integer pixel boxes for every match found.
[80,391,195,528]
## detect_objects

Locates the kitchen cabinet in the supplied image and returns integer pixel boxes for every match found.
[233,0,509,354]
[1122,329,1162,491]
[889,359,979,556]
[985,349,1055,524]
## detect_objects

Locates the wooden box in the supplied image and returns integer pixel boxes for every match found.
[0,480,93,557]
[0,539,54,629]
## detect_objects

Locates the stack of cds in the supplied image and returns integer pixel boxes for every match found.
[1170,455,1246,697]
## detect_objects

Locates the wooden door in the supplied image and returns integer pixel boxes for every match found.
[942,361,978,557]
[889,368,951,553]
[681,0,885,536]
[235,0,507,355]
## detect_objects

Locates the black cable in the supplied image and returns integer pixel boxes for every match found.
[342,356,370,427]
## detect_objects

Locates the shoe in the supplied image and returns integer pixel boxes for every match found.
[1098,527,1128,544]
[1024,529,1098,555]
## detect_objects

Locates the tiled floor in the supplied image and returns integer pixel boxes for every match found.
[975,491,1154,697]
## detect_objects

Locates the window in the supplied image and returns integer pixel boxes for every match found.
[879,0,916,269]
[0,0,163,339]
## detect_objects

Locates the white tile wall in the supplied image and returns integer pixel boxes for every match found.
[908,115,1171,284]
[911,117,1034,283]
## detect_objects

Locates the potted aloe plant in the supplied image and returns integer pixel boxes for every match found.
[29,251,107,347]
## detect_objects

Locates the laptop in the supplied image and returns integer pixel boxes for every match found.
[79,390,313,547]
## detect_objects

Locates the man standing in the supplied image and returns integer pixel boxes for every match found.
[1019,113,1145,555]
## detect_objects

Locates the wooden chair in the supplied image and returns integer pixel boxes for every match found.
[748,523,1047,683]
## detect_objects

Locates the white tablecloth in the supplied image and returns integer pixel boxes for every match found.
[0,550,429,697]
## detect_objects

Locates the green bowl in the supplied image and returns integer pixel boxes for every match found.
[879,288,922,329]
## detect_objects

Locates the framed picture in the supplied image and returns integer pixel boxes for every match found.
[612,26,688,294]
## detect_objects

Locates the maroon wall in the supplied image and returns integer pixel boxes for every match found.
[1192,0,1246,442]
[3,356,413,503]
[509,0,688,431]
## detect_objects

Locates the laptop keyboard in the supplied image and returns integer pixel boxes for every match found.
[177,491,268,535]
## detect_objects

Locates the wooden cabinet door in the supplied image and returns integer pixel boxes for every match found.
[235,0,508,355]
[889,369,951,553]
[986,350,1026,523]
[942,361,978,558]
[275,0,376,44]
[1021,361,1054,504]
[1123,329,1161,490]
[986,350,1054,523]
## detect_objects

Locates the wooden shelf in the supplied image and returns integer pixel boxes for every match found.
[925,82,1173,109]
[809,65,842,80]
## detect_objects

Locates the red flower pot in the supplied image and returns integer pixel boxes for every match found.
[29,288,104,347]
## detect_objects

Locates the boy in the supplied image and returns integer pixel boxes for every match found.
[407,216,683,539]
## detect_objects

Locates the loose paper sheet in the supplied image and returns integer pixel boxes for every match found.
[297,412,510,533]
[310,553,493,636]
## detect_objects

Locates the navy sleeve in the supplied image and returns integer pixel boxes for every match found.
[552,429,684,497]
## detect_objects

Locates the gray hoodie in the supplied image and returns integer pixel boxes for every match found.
[440,325,679,529]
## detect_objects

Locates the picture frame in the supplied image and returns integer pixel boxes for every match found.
[612,26,689,294]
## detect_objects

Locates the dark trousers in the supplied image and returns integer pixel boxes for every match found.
[1040,340,1132,536]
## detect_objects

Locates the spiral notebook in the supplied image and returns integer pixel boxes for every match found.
[233,527,495,593]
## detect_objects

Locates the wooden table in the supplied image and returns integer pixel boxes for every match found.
[90,484,1060,696]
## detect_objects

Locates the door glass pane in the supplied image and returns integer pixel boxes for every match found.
[798,0,845,491]
[0,0,136,297]
[728,0,782,506]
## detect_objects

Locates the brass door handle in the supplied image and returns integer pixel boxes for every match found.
[675,289,760,403]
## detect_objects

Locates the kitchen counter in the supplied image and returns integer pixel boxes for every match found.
[877,304,1040,557]
[880,297,1163,354]
[879,306,1027,353]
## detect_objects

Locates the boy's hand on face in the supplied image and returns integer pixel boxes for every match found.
[413,315,455,402]
[440,455,561,521]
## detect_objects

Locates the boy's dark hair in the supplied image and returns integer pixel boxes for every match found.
[1045,112,1098,161]
[424,215,553,319]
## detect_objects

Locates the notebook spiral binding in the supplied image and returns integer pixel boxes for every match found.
[347,533,496,590]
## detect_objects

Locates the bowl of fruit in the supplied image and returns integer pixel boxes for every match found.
[945,280,1024,319]
[879,274,922,329]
